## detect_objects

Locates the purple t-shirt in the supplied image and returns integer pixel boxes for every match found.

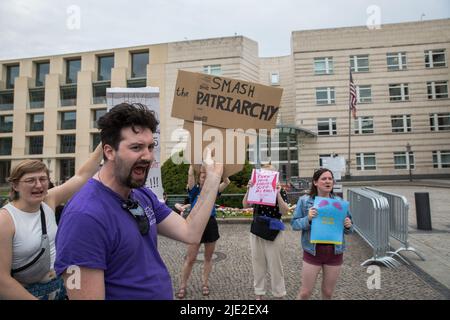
[55,179,173,300]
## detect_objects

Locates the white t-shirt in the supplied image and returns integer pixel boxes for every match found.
[3,202,57,272]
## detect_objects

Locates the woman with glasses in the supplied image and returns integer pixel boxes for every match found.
[0,145,102,299]
[291,168,353,300]
[177,164,230,299]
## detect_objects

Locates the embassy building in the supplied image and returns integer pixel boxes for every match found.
[0,18,449,184]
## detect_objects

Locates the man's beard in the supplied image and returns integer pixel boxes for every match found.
[117,159,152,189]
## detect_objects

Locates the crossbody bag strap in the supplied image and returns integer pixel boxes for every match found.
[40,204,47,235]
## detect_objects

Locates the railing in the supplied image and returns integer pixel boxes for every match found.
[348,188,401,268]
[365,187,425,263]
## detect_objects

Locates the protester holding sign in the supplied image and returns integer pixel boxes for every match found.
[177,164,230,299]
[243,164,289,300]
[291,168,353,300]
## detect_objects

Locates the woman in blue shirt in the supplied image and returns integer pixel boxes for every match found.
[291,168,353,300]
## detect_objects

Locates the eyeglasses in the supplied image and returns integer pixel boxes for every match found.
[19,176,49,186]
[122,198,149,236]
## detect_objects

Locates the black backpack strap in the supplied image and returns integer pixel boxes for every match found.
[40,205,47,235]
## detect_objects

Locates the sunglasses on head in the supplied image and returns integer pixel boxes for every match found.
[122,198,149,236]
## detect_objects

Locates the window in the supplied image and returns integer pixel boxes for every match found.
[203,65,222,75]
[0,160,11,184]
[430,113,450,131]
[350,55,369,72]
[319,154,331,167]
[91,133,101,151]
[29,88,45,109]
[29,113,44,131]
[354,117,374,134]
[59,134,76,153]
[59,158,75,182]
[0,115,13,133]
[0,137,12,155]
[127,78,146,88]
[6,64,19,89]
[314,57,333,75]
[387,52,407,71]
[391,115,411,133]
[394,152,415,169]
[28,136,43,155]
[278,149,298,161]
[356,153,376,170]
[427,81,448,99]
[317,118,337,136]
[97,55,114,81]
[35,62,49,87]
[60,84,77,106]
[60,111,76,130]
[433,150,450,168]
[389,84,409,101]
[357,85,372,103]
[131,51,149,78]
[0,91,14,111]
[92,108,106,128]
[425,49,447,68]
[66,58,81,84]
[93,81,110,104]
[270,72,279,85]
[316,87,335,105]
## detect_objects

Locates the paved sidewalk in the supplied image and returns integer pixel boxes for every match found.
[159,223,448,300]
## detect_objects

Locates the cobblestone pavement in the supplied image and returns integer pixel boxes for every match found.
[159,223,447,300]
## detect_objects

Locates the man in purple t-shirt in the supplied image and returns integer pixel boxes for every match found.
[55,103,223,300]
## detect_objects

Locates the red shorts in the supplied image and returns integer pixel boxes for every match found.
[303,244,343,266]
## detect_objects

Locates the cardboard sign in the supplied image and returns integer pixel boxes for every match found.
[106,87,164,200]
[182,121,256,178]
[247,169,279,206]
[310,197,348,245]
[172,70,283,130]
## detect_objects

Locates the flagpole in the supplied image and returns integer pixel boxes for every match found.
[345,69,352,179]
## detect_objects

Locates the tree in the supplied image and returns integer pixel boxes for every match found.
[161,152,189,194]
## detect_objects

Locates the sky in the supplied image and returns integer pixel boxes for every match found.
[0,0,449,60]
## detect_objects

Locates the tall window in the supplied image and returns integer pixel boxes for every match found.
[315,87,335,105]
[356,85,372,103]
[0,91,14,111]
[391,115,411,133]
[433,150,450,168]
[314,57,333,75]
[394,152,415,169]
[203,65,222,75]
[28,136,43,155]
[350,55,369,72]
[60,85,77,106]
[60,158,75,182]
[425,49,447,68]
[29,113,44,131]
[354,117,374,134]
[0,137,12,155]
[59,134,76,153]
[0,115,13,133]
[29,88,45,109]
[92,108,106,128]
[270,72,280,85]
[131,51,149,78]
[60,111,76,130]
[429,113,450,131]
[91,133,101,151]
[35,62,49,87]
[319,154,331,167]
[6,64,19,89]
[0,160,11,184]
[97,55,114,81]
[66,58,81,84]
[427,81,448,99]
[93,81,110,104]
[356,153,376,170]
[317,118,337,136]
[389,83,409,101]
[387,52,407,71]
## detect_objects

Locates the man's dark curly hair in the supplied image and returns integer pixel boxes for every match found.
[97,103,158,152]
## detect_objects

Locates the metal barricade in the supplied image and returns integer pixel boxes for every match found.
[348,188,401,268]
[365,187,425,263]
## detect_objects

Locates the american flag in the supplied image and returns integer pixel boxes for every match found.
[349,70,357,119]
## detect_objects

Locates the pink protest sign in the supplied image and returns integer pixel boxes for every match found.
[247,169,279,206]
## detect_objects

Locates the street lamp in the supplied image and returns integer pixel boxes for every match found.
[405,143,412,182]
